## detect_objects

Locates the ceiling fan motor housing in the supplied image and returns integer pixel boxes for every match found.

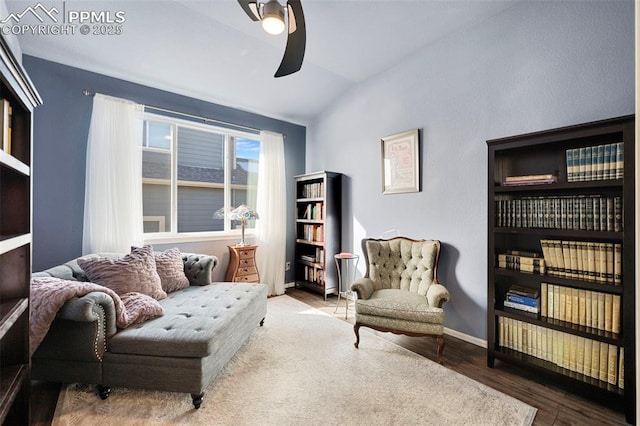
[261,0,285,35]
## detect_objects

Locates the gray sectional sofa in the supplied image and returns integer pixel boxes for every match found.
[32,252,267,408]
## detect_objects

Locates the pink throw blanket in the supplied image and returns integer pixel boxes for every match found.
[30,277,130,356]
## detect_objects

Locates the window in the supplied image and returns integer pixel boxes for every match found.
[142,114,260,237]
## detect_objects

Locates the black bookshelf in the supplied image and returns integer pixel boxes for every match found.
[486,115,635,423]
[0,34,42,425]
[294,171,342,299]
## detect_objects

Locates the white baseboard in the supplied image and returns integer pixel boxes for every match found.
[444,327,487,348]
[284,281,296,288]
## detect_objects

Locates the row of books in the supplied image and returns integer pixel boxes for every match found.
[299,248,325,264]
[298,202,323,220]
[300,182,324,198]
[566,142,623,182]
[300,224,324,242]
[0,98,12,155]
[498,317,623,388]
[540,239,622,285]
[495,194,622,232]
[497,252,545,275]
[301,265,324,285]
[540,283,620,333]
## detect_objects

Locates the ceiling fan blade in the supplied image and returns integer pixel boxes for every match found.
[238,0,260,21]
[274,0,306,77]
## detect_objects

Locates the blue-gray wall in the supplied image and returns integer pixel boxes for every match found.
[24,55,305,279]
[307,1,635,341]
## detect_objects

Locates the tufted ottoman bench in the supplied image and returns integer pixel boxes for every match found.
[103,283,267,407]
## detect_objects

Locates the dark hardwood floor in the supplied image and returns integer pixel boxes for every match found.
[32,288,629,425]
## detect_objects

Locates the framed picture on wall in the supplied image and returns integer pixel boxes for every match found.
[381,129,420,194]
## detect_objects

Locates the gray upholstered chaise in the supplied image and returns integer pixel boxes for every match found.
[31,253,267,408]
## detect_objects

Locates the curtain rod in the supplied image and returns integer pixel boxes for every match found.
[82,89,261,134]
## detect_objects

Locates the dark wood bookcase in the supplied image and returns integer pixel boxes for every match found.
[486,115,635,423]
[294,171,341,299]
[0,35,41,425]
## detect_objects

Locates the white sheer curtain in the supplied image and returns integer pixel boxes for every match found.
[256,131,287,296]
[82,94,144,254]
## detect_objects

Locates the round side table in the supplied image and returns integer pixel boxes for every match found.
[333,253,359,319]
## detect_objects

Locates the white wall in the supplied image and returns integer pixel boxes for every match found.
[307,1,635,340]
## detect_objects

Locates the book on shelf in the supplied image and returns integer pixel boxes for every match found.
[497,253,545,274]
[507,284,539,298]
[301,224,324,242]
[498,316,623,388]
[540,239,621,284]
[0,98,12,154]
[301,202,323,220]
[495,194,622,231]
[506,293,539,308]
[619,348,625,389]
[502,174,557,186]
[302,265,324,284]
[300,254,317,263]
[541,283,621,333]
[301,182,324,198]
[504,299,539,314]
[300,248,325,264]
[506,284,539,309]
[566,142,623,182]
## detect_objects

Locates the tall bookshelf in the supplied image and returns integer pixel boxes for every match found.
[0,35,42,425]
[486,115,635,423]
[294,171,341,299]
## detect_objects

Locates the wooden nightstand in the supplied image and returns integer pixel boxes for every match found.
[225,245,260,283]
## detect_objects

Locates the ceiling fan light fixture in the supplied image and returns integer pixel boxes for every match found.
[261,0,285,35]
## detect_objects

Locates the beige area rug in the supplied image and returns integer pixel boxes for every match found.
[53,295,536,426]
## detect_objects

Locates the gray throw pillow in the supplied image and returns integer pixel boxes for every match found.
[154,248,190,293]
[78,245,167,300]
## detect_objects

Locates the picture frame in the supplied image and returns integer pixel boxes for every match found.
[381,129,420,194]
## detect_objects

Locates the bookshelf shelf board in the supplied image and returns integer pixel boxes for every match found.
[0,364,27,423]
[494,180,623,193]
[0,234,30,255]
[493,268,624,295]
[296,239,325,247]
[296,219,325,224]
[296,259,324,269]
[295,279,338,296]
[494,227,623,240]
[0,298,28,340]
[0,151,29,176]
[296,197,324,203]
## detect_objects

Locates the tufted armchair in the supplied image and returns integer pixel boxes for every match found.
[350,237,450,363]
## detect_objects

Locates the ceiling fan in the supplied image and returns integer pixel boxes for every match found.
[237,0,306,78]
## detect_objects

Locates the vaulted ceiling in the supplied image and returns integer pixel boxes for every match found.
[6,0,518,124]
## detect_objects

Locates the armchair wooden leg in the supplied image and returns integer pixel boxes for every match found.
[353,323,361,348]
[436,335,445,364]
